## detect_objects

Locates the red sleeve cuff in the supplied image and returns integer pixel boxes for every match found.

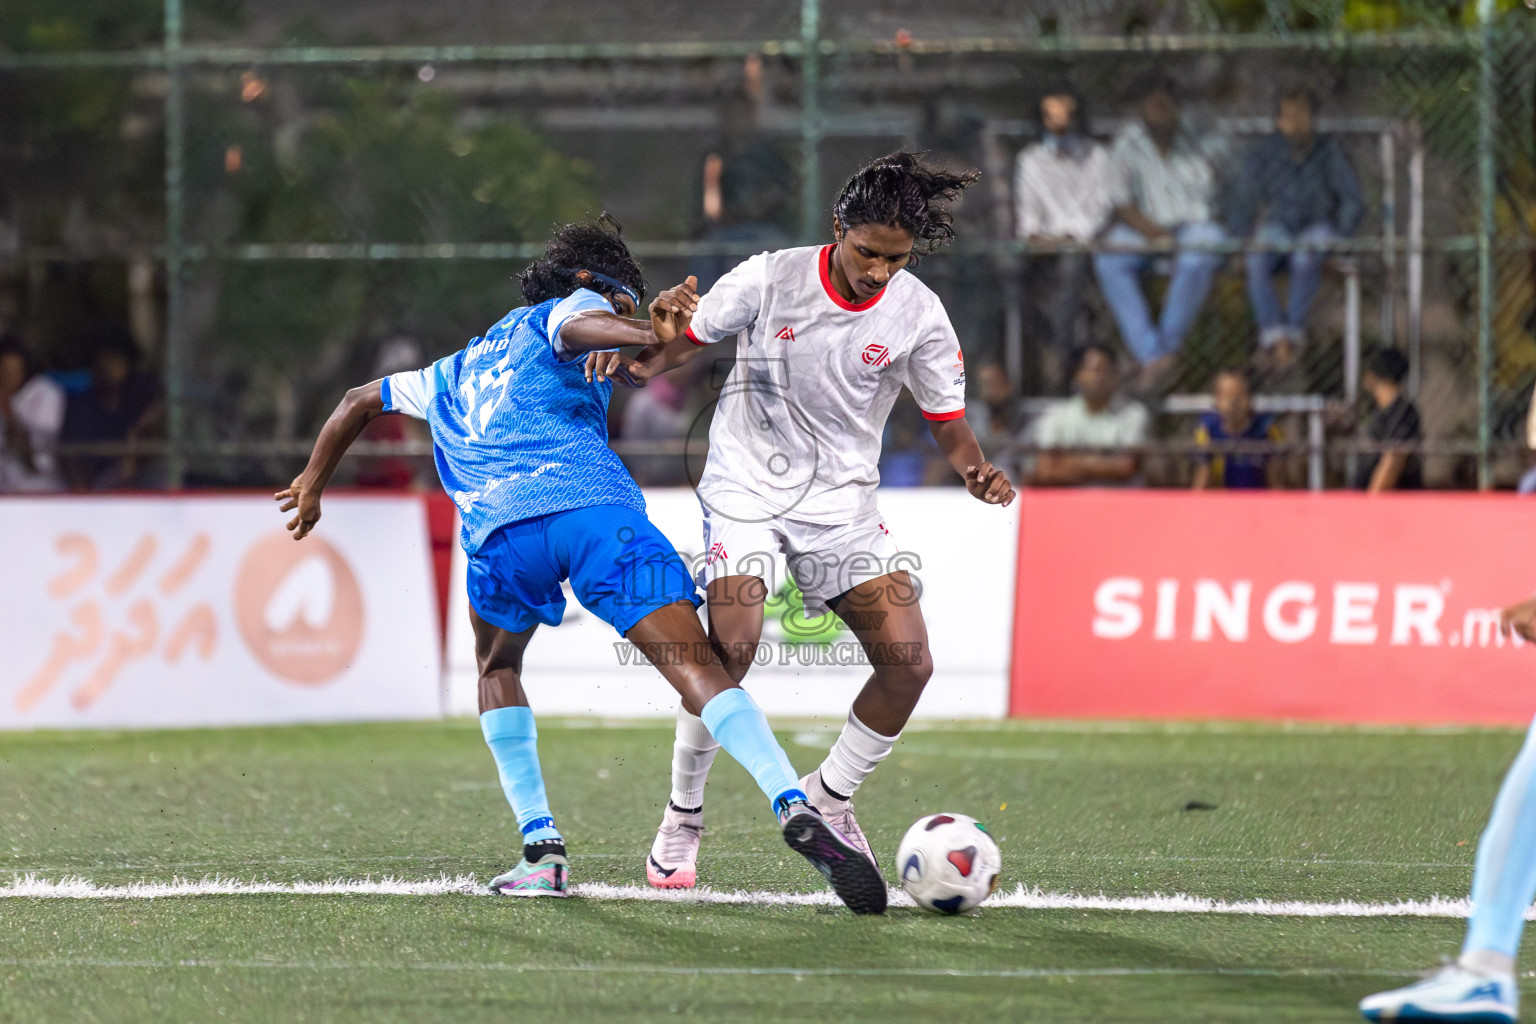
[921,407,966,422]
[686,326,707,346]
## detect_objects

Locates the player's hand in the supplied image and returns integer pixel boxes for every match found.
[584,350,649,388]
[274,476,322,540]
[963,462,1016,507]
[1501,597,1536,644]
[650,276,699,343]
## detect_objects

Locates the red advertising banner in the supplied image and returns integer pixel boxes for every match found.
[1011,491,1536,725]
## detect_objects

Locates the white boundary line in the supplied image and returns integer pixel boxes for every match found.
[0,875,1504,919]
[0,957,1413,979]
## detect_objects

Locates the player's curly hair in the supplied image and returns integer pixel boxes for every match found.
[518,214,648,305]
[831,151,980,266]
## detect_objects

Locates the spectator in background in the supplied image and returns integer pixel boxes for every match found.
[968,361,1029,482]
[1094,73,1228,390]
[1520,376,1536,495]
[0,332,65,492]
[620,370,693,486]
[1014,84,1113,392]
[1227,86,1364,372]
[879,396,949,488]
[59,323,162,490]
[1028,343,1148,486]
[1192,367,1282,490]
[692,55,794,294]
[1352,348,1422,492]
[355,336,431,489]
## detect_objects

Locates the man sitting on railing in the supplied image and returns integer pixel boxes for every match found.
[1013,83,1112,393]
[1027,343,1148,487]
[1191,367,1283,490]
[1227,85,1363,376]
[1093,72,1228,393]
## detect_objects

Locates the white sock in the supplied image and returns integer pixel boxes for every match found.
[817,711,898,802]
[669,706,719,812]
[1459,948,1516,978]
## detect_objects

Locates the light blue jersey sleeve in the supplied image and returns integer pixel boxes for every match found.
[547,288,617,363]
[381,354,457,420]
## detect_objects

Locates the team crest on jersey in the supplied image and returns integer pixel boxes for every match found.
[861,344,891,367]
[775,326,795,342]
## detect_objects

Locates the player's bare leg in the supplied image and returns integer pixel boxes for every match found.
[471,611,571,897]
[629,599,885,914]
[649,575,767,888]
[804,570,934,869]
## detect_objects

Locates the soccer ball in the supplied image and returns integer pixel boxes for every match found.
[896,812,1001,915]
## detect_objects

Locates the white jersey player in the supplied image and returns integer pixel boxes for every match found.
[589,152,1016,889]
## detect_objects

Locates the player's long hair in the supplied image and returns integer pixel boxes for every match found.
[519,214,648,305]
[831,151,979,266]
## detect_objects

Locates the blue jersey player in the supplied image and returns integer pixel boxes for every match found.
[1359,594,1536,1022]
[276,219,886,914]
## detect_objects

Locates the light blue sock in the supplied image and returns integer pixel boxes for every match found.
[480,706,563,845]
[699,688,805,812]
[1464,716,1536,958]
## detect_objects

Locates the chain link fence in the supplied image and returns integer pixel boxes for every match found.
[0,0,1532,491]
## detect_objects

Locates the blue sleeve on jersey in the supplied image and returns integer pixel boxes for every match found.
[546,288,616,362]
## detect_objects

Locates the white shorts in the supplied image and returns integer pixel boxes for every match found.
[697,506,907,616]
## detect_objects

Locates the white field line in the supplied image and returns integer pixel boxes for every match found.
[0,874,1505,919]
[0,851,1478,876]
[0,957,1414,979]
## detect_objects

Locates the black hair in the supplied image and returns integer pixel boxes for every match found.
[0,332,33,378]
[831,151,979,265]
[82,321,138,361]
[518,214,647,306]
[1069,342,1119,378]
[1367,347,1409,385]
[1278,84,1320,114]
[1127,69,1178,104]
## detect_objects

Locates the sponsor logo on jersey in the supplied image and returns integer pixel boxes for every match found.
[861,344,891,367]
[775,326,796,342]
[706,541,728,566]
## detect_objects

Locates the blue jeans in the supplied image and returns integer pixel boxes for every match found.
[1245,222,1338,345]
[1093,222,1226,364]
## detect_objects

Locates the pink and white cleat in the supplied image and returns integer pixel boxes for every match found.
[646,802,704,889]
[801,772,877,872]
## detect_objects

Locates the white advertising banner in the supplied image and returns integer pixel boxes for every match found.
[0,496,442,730]
[446,488,1015,720]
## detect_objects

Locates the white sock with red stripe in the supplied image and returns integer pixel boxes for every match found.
[669,706,720,812]
[817,711,898,802]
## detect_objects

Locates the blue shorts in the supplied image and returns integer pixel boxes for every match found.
[466,504,702,636]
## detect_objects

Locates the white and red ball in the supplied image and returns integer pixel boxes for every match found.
[896,812,1002,914]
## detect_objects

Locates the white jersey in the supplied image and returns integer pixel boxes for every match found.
[685,244,966,524]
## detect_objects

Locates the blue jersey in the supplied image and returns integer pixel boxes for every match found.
[382,290,646,554]
[1193,411,1280,490]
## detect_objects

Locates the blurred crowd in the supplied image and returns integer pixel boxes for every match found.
[0,63,1492,496]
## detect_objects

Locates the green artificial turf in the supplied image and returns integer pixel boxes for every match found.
[0,719,1524,1022]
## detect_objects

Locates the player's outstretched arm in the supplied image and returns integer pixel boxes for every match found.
[928,417,1016,507]
[583,277,705,386]
[275,380,386,540]
[1501,597,1536,644]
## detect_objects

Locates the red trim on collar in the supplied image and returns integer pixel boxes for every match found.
[818,244,885,312]
[921,407,966,422]
[686,326,706,345]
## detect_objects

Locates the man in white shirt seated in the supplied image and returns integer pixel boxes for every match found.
[1028,343,1149,487]
[1093,72,1229,390]
[1014,84,1113,393]
[0,333,65,493]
